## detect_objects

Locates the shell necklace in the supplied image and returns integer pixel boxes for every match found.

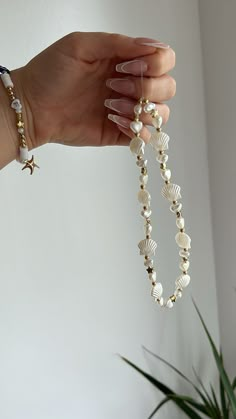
[129,98,191,309]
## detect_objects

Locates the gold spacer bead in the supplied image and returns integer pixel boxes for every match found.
[160,163,166,170]
[165,180,170,184]
[137,155,142,160]
[143,206,147,210]
[140,185,144,189]
[145,255,149,260]
[180,228,185,233]
[170,295,176,302]
[159,150,164,155]
[146,235,150,239]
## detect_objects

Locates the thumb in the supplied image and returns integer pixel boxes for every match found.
[63,31,159,62]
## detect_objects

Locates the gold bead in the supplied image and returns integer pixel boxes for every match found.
[165,180,170,184]
[170,295,176,302]
[160,163,166,170]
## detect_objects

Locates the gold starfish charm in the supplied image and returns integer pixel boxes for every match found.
[22,155,40,175]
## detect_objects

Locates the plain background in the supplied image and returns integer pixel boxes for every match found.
[1,0,234,418]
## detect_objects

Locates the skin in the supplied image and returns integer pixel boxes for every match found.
[0,31,176,170]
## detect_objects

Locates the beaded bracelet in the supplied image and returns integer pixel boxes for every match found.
[0,66,39,174]
[129,98,191,309]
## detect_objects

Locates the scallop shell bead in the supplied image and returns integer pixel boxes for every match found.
[176,217,185,229]
[150,131,170,151]
[175,232,191,249]
[129,137,145,155]
[138,189,151,205]
[162,183,182,202]
[151,283,163,299]
[175,274,191,289]
[138,238,157,256]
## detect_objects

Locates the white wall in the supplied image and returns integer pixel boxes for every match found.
[0,1,219,418]
[199,0,236,377]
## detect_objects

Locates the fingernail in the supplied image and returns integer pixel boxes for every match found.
[108,114,131,129]
[135,37,170,49]
[104,98,134,114]
[106,78,135,95]
[116,59,148,75]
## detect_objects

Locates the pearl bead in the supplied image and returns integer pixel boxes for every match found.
[11,98,22,112]
[141,209,152,218]
[161,169,171,181]
[18,127,24,134]
[179,249,190,258]
[149,271,156,281]
[0,72,14,88]
[159,297,164,306]
[145,224,153,235]
[136,159,147,168]
[176,217,185,229]
[130,120,143,133]
[166,299,173,308]
[152,115,163,128]
[134,104,142,115]
[139,174,148,185]
[144,258,154,267]
[174,289,182,299]
[138,189,151,205]
[143,102,155,113]
[179,260,190,271]
[156,153,168,164]
[170,202,183,213]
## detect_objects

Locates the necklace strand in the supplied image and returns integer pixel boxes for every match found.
[129,98,191,309]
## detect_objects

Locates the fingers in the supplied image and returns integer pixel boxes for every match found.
[106,74,176,102]
[104,97,170,125]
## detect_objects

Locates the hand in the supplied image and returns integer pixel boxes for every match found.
[12,32,176,150]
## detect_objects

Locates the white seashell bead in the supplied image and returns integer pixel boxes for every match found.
[19,147,29,163]
[175,232,191,249]
[139,174,148,184]
[150,131,169,151]
[176,217,185,229]
[162,183,182,202]
[134,104,142,115]
[179,260,190,271]
[152,115,163,128]
[144,102,155,113]
[130,120,143,133]
[175,274,191,289]
[151,282,163,299]
[156,153,168,164]
[0,72,14,88]
[138,189,151,205]
[166,299,174,308]
[129,137,145,155]
[161,169,171,181]
[138,238,157,256]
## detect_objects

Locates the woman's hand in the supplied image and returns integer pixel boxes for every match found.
[13,32,176,151]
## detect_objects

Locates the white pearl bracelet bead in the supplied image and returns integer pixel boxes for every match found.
[129,98,192,309]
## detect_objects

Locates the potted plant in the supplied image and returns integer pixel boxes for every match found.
[119,300,236,418]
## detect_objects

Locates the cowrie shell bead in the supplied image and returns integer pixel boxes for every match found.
[152,115,163,128]
[161,169,171,181]
[130,120,143,133]
[176,217,185,229]
[138,189,151,205]
[144,102,156,113]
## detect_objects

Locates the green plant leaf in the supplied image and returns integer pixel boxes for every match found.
[192,367,220,418]
[142,345,214,417]
[210,384,222,416]
[232,377,236,390]
[193,299,236,417]
[219,350,229,418]
[147,397,170,419]
[120,355,203,419]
